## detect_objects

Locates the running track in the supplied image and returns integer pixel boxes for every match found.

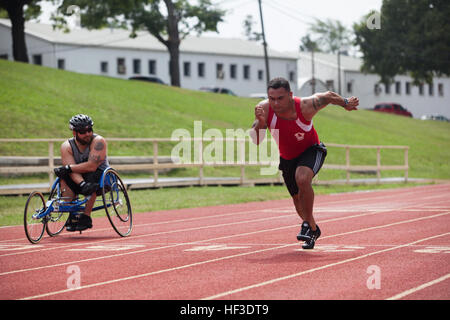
[0,183,449,302]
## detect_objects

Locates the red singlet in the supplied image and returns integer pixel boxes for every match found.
[267,97,320,160]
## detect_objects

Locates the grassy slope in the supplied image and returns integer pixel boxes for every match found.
[1,59,448,178]
[1,59,449,226]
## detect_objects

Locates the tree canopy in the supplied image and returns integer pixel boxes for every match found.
[52,0,225,87]
[354,0,450,84]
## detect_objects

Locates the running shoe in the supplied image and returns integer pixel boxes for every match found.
[297,221,312,242]
[75,214,92,231]
[302,225,321,250]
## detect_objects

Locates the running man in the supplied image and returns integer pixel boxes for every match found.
[53,114,109,231]
[250,77,359,249]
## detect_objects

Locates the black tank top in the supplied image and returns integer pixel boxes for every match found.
[68,134,109,170]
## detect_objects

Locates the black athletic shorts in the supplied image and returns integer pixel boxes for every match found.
[60,168,103,195]
[278,143,327,196]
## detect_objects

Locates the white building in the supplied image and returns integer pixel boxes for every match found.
[0,19,298,97]
[297,51,450,119]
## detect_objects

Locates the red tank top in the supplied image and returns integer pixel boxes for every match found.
[267,97,320,160]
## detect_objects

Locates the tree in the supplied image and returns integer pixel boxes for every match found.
[354,0,450,84]
[242,14,262,42]
[307,18,353,54]
[299,35,320,53]
[0,0,43,62]
[52,0,225,87]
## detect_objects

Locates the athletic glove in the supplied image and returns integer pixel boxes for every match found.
[54,165,72,177]
[79,181,99,196]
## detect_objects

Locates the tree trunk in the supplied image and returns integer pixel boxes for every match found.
[4,0,29,63]
[164,0,181,87]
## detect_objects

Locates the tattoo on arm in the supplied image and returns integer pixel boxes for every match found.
[94,141,104,151]
[89,154,102,163]
[312,97,328,110]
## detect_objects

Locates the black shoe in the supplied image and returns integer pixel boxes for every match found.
[65,214,80,232]
[302,225,321,250]
[297,221,312,242]
[75,214,93,231]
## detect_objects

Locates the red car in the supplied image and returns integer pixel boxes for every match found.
[373,103,413,117]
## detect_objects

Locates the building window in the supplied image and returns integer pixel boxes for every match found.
[243,65,250,80]
[117,58,126,74]
[395,81,401,94]
[374,83,381,96]
[57,59,65,70]
[198,62,205,77]
[438,83,444,97]
[133,59,141,74]
[428,83,434,96]
[216,63,224,79]
[183,61,191,77]
[326,80,335,92]
[32,54,42,65]
[289,71,295,82]
[418,83,424,96]
[230,64,237,79]
[347,81,353,94]
[384,82,391,94]
[258,69,264,81]
[148,60,156,75]
[405,82,411,95]
[100,61,108,73]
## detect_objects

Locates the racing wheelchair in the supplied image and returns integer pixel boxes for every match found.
[24,167,132,244]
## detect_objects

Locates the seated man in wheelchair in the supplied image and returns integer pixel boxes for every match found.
[54,114,109,232]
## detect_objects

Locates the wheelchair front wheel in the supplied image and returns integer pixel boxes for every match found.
[101,168,132,237]
[24,191,47,244]
[46,182,69,237]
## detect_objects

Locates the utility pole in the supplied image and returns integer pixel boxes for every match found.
[311,49,315,95]
[258,0,270,85]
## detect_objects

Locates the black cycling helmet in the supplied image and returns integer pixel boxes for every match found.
[69,114,94,130]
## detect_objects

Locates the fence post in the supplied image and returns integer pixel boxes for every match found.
[346,146,350,184]
[239,139,245,185]
[48,141,54,186]
[153,141,159,187]
[376,147,381,183]
[404,147,409,183]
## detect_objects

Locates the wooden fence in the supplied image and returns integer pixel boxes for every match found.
[0,138,409,190]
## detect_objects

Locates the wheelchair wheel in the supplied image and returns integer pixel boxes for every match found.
[46,180,69,237]
[24,191,46,244]
[101,168,132,237]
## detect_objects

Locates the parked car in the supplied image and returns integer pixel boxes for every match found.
[372,103,413,117]
[129,76,166,85]
[199,87,236,96]
[421,114,449,122]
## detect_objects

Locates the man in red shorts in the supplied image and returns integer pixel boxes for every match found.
[250,77,359,249]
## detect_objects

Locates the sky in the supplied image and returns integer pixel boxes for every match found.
[36,0,383,53]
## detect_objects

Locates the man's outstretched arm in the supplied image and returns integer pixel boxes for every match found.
[301,91,359,121]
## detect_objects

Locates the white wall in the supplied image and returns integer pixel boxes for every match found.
[344,72,450,118]
[0,24,297,97]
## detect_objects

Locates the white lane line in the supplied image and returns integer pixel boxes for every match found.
[0,207,421,276]
[18,212,450,300]
[386,273,450,300]
[3,183,446,243]
[202,232,450,300]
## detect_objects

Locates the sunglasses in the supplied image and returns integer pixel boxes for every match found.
[76,127,93,134]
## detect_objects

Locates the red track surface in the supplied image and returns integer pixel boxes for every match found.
[1,183,449,301]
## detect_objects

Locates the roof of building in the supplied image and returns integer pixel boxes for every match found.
[0,19,297,60]
[298,51,362,72]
